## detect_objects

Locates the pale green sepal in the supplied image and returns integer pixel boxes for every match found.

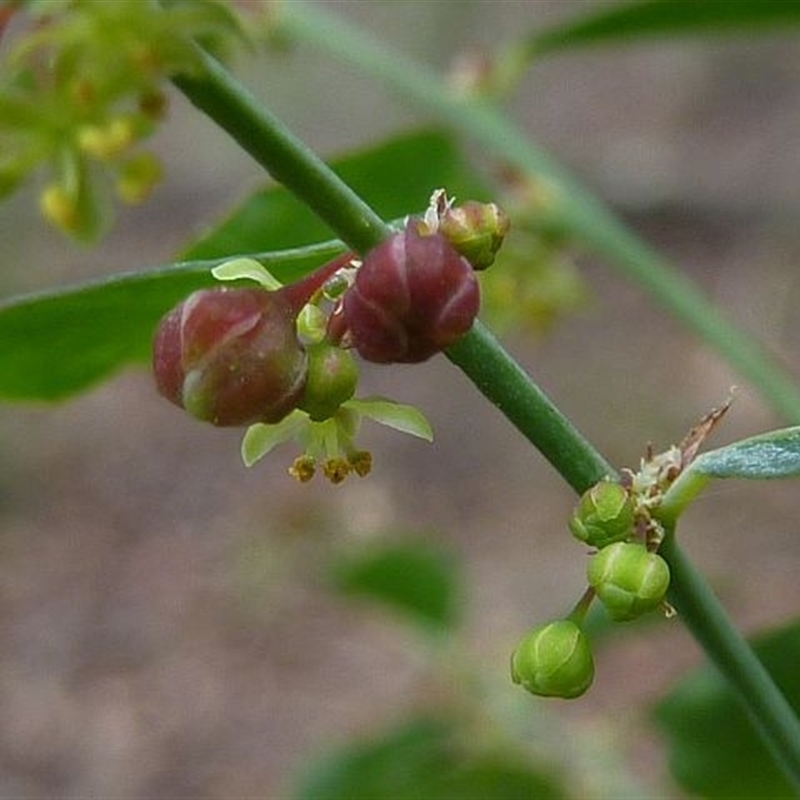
[212,257,283,290]
[241,411,308,466]
[345,397,433,441]
[689,426,800,480]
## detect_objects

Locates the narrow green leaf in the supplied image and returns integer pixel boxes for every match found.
[346,397,433,441]
[182,128,489,259]
[690,426,800,480]
[527,0,800,57]
[654,619,800,799]
[659,426,800,524]
[0,244,339,402]
[330,539,458,630]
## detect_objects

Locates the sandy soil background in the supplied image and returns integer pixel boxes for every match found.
[2,1,800,796]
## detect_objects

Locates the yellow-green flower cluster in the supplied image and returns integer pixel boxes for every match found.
[0,0,244,239]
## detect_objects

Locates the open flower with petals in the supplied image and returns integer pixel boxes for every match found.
[241,398,432,484]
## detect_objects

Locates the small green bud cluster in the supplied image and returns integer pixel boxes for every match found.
[570,480,671,623]
[512,472,674,701]
[511,620,594,699]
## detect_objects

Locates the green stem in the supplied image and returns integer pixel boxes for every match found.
[661,533,800,795]
[446,321,613,493]
[171,50,391,255]
[170,42,800,792]
[281,3,800,423]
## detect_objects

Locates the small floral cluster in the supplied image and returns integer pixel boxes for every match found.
[511,462,686,700]
[511,401,734,699]
[0,0,243,239]
[153,194,509,482]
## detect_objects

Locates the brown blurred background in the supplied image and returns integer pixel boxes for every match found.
[2,1,800,796]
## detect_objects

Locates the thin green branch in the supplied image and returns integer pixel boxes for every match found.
[280,3,800,423]
[661,533,800,795]
[172,50,391,255]
[169,39,800,792]
[446,321,613,493]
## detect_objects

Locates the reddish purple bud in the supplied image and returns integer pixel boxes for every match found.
[342,224,480,363]
[153,287,307,426]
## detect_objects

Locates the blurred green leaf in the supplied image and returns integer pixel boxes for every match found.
[654,618,800,799]
[293,717,568,800]
[330,539,459,631]
[0,245,337,402]
[182,128,489,259]
[527,0,800,57]
[0,263,213,402]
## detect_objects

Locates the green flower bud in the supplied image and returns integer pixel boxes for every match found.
[298,343,359,421]
[569,480,635,548]
[434,200,510,270]
[511,620,594,699]
[587,542,670,622]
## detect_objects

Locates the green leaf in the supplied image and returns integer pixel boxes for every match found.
[0,264,213,402]
[691,426,800,480]
[293,717,568,800]
[654,619,800,799]
[527,0,800,57]
[0,245,338,402]
[659,426,800,524]
[182,128,489,259]
[346,397,433,441]
[330,539,459,631]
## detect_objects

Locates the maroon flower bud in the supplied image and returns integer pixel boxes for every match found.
[153,287,307,426]
[341,224,480,363]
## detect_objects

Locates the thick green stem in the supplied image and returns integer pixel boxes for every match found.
[170,42,800,793]
[661,534,800,795]
[281,3,800,423]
